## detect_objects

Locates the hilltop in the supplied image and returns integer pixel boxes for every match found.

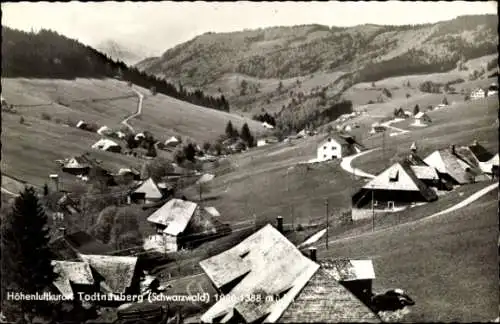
[136,14,498,132]
[95,39,154,66]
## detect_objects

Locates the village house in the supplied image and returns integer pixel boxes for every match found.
[91,138,121,153]
[49,230,114,260]
[403,151,454,191]
[164,136,180,148]
[316,133,363,162]
[257,136,279,147]
[129,177,165,204]
[487,83,498,97]
[199,224,380,323]
[351,161,438,220]
[470,88,486,99]
[96,125,114,136]
[62,156,92,175]
[51,260,96,302]
[465,140,499,175]
[370,123,386,134]
[76,120,88,130]
[424,145,487,185]
[262,122,275,129]
[412,112,432,127]
[145,198,229,253]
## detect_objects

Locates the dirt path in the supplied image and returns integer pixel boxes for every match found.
[1,187,18,197]
[121,87,145,133]
[340,148,381,179]
[381,118,410,137]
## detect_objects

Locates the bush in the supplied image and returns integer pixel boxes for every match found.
[296,224,304,231]
[19,116,25,124]
[40,112,52,121]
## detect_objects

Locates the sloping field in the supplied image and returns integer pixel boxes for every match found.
[353,95,498,174]
[1,78,269,144]
[1,112,143,189]
[316,189,499,322]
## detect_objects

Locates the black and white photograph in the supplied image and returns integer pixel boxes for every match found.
[0,1,498,323]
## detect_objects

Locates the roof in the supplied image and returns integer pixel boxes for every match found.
[63,156,91,169]
[320,259,375,281]
[468,143,494,162]
[204,206,221,217]
[76,120,87,127]
[133,178,163,199]
[362,162,438,201]
[454,147,481,169]
[410,165,439,180]
[404,152,428,166]
[319,132,361,147]
[414,112,430,120]
[91,138,120,151]
[199,224,320,323]
[79,255,138,294]
[52,261,94,299]
[277,267,380,323]
[165,136,180,145]
[146,198,198,235]
[97,126,112,135]
[424,149,479,184]
[196,173,215,184]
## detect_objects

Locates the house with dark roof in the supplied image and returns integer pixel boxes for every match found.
[145,198,229,253]
[61,156,92,175]
[129,177,164,204]
[278,259,380,323]
[351,161,438,218]
[316,133,364,162]
[424,146,488,185]
[402,153,453,191]
[79,254,140,298]
[199,225,380,323]
[465,141,498,175]
[51,260,96,301]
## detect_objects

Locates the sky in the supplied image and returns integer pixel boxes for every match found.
[2,1,498,57]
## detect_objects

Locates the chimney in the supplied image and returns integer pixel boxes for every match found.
[276,216,283,233]
[58,227,66,236]
[308,247,317,262]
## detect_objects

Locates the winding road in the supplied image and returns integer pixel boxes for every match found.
[121,87,145,133]
[340,148,381,179]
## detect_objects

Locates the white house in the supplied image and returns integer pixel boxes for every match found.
[76,120,87,129]
[96,126,113,136]
[91,139,121,153]
[164,136,180,147]
[487,83,498,97]
[412,112,432,127]
[470,88,486,99]
[262,122,275,129]
[316,134,363,162]
[257,137,279,147]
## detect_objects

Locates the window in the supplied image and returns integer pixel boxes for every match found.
[323,146,327,150]
[387,201,395,209]
[328,138,331,142]
[389,169,399,182]
[323,154,326,158]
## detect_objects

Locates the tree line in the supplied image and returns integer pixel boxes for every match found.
[1,27,230,112]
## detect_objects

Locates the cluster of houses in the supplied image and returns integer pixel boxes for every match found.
[470,83,498,100]
[197,222,413,323]
[351,140,498,220]
[314,133,364,163]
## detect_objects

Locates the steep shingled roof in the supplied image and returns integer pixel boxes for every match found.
[424,149,479,184]
[199,224,319,323]
[277,267,380,323]
[147,198,198,236]
[52,261,94,299]
[362,162,437,201]
[133,178,163,199]
[80,255,138,294]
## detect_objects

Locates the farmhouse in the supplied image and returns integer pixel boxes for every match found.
[257,136,279,147]
[370,123,386,134]
[470,88,486,99]
[466,140,498,175]
[279,258,380,323]
[97,125,113,136]
[62,156,91,175]
[51,260,95,300]
[424,146,486,185]
[199,225,379,323]
[79,254,140,297]
[76,120,88,129]
[164,136,180,147]
[130,177,164,204]
[351,161,438,212]
[412,112,431,127]
[316,133,363,162]
[91,138,121,153]
[49,230,114,260]
[145,198,227,252]
[487,83,498,97]
[262,122,275,129]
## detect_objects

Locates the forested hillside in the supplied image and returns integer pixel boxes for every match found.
[1,27,230,112]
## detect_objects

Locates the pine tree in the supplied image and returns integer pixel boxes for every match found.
[1,187,57,321]
[240,123,254,147]
[442,96,449,105]
[413,104,420,116]
[225,121,235,139]
[43,183,49,196]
